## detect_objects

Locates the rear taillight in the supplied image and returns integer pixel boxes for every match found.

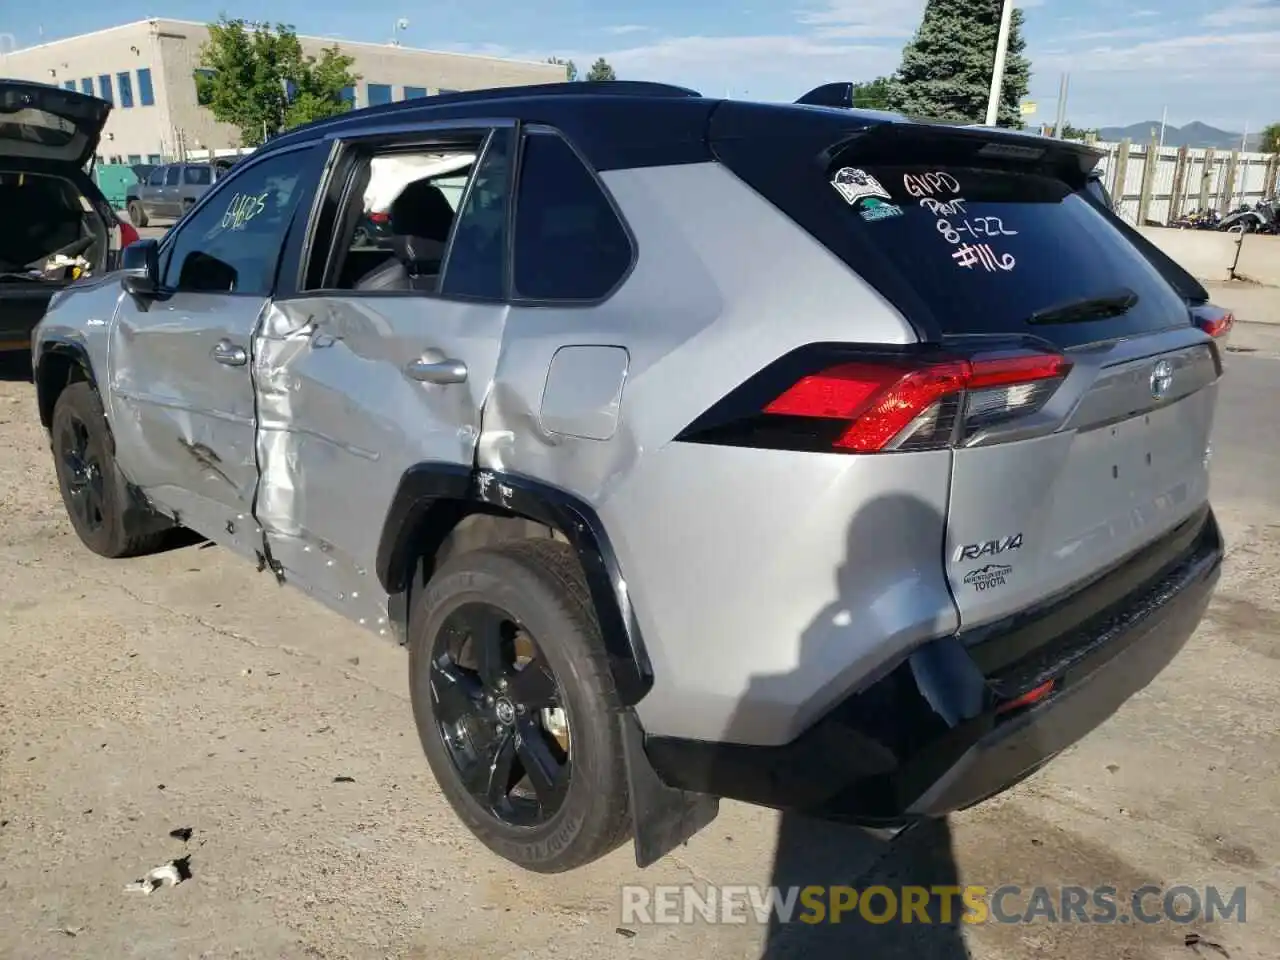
[369,211,390,224]
[1194,307,1234,339]
[118,219,140,249]
[678,347,1072,454]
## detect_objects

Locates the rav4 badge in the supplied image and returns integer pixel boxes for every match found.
[955,533,1023,563]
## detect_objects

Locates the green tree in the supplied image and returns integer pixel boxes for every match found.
[585,57,617,82]
[546,57,578,82]
[850,76,894,109]
[196,16,360,147]
[1058,121,1099,141]
[1260,122,1280,154]
[889,0,1031,128]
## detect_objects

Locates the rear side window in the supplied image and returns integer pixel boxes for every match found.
[513,131,632,301]
[184,166,212,185]
[164,166,181,186]
[716,140,1191,349]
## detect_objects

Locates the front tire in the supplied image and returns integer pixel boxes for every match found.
[408,538,632,873]
[50,383,168,558]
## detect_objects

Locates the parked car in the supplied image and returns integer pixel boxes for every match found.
[0,80,138,353]
[124,160,227,227]
[33,80,1229,874]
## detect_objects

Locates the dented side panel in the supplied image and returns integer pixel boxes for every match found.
[255,295,507,634]
[106,289,268,558]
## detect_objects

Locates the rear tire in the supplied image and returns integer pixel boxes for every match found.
[127,200,148,229]
[408,538,632,873]
[50,383,168,558]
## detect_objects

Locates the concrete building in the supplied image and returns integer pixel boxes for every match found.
[0,19,564,163]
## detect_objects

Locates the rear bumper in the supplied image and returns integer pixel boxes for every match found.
[644,505,1223,823]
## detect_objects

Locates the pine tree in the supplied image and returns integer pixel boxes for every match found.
[889,0,1031,128]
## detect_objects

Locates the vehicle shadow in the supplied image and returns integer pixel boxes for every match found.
[719,491,973,959]
[0,349,34,382]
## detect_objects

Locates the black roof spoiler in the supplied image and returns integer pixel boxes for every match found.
[795,82,854,109]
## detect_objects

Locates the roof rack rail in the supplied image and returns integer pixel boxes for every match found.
[414,80,705,109]
[273,79,705,143]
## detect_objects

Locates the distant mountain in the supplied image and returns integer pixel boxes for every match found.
[1096,120,1259,151]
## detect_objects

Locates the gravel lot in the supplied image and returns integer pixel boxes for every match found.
[1,314,1278,960]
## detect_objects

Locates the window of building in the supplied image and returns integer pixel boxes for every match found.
[283,79,298,102]
[512,131,633,301]
[438,88,460,95]
[338,86,355,106]
[116,72,134,108]
[80,78,93,96]
[194,68,215,106]
[403,86,428,99]
[62,80,76,92]
[127,154,142,165]
[97,74,113,104]
[147,153,162,165]
[137,68,155,106]
[366,83,392,106]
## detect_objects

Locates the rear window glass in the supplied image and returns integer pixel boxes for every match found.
[718,143,1191,349]
[0,108,77,148]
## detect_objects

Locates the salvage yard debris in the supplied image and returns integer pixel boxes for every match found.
[124,855,192,895]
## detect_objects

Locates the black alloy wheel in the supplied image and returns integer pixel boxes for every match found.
[429,601,571,826]
[57,410,107,535]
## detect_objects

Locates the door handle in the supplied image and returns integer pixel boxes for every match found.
[406,357,467,384]
[212,339,248,366]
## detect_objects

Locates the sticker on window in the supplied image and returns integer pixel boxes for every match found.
[830,168,891,206]
[858,198,903,222]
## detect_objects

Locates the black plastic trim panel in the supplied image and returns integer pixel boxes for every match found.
[643,507,1222,824]
[376,462,654,706]
[34,338,97,427]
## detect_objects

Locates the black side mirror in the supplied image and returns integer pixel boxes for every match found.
[121,238,160,297]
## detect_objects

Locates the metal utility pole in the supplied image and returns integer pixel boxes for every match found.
[1053,73,1070,138]
[984,0,1015,126]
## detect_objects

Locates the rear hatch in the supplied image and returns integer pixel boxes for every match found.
[0,79,111,168]
[709,105,1225,631]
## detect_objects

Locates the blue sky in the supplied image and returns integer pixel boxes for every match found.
[6,0,1278,130]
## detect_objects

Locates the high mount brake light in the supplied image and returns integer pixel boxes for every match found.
[679,350,1072,455]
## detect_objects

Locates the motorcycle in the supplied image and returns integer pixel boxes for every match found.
[1220,198,1279,235]
[1171,208,1221,230]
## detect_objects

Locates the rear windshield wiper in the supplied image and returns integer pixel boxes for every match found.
[1027,288,1139,325]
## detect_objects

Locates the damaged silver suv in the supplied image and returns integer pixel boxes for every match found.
[33,81,1230,874]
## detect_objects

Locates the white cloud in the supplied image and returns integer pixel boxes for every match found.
[794,1,924,37]
[1203,0,1280,27]
[602,25,651,36]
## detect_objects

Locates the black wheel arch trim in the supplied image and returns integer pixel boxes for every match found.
[376,461,655,706]
[35,337,99,428]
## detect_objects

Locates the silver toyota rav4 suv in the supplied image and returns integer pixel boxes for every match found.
[32,81,1231,874]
